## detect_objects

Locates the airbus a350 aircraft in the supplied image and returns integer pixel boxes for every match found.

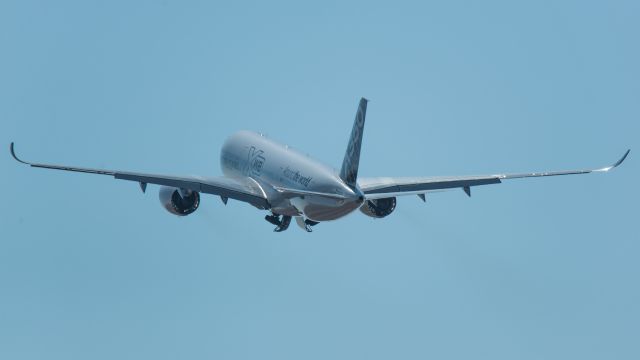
[11,98,629,232]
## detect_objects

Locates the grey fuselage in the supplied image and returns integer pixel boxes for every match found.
[220,131,364,221]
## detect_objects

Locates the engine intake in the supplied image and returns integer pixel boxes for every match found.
[159,186,200,216]
[359,197,397,218]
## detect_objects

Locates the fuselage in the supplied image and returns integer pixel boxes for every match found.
[220,131,364,221]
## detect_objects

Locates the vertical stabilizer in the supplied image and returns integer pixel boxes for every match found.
[340,98,368,189]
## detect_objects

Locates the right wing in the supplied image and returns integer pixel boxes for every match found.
[10,142,270,209]
[359,150,630,200]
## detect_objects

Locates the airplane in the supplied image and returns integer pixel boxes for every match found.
[10,98,630,232]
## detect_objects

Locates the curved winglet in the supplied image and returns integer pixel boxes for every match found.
[10,142,30,165]
[596,149,630,172]
[613,149,631,168]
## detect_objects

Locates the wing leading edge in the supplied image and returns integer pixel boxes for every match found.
[10,142,270,209]
[359,150,630,200]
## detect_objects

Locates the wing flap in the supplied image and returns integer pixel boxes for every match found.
[360,176,501,199]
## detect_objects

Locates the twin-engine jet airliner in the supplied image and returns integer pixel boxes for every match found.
[11,98,629,232]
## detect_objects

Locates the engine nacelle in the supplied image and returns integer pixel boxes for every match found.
[359,197,397,218]
[159,186,200,216]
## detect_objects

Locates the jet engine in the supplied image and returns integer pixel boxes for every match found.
[159,186,200,216]
[359,197,397,218]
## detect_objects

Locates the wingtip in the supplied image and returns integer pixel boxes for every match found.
[9,142,16,159]
[598,149,630,172]
[9,142,28,165]
[614,149,631,168]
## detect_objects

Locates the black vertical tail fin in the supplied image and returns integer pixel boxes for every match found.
[339,98,368,189]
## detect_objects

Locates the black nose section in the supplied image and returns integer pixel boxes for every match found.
[358,195,365,202]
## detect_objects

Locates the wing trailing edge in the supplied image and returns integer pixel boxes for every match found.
[9,142,270,209]
[360,149,630,200]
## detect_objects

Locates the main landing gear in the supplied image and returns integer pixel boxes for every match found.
[265,213,320,232]
[295,217,319,232]
[265,213,292,232]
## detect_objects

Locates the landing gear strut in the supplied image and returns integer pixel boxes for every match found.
[265,213,292,232]
[295,217,319,232]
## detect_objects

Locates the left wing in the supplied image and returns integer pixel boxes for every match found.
[359,150,630,200]
[10,142,270,209]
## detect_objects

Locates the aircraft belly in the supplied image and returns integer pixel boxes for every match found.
[290,196,361,221]
[270,205,301,217]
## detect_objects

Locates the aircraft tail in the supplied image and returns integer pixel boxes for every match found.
[339,98,368,189]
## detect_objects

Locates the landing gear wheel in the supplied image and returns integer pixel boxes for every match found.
[274,215,292,232]
[303,219,319,232]
[295,217,319,232]
[265,214,281,226]
[266,213,292,232]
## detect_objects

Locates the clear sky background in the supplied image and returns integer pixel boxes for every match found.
[1,1,638,359]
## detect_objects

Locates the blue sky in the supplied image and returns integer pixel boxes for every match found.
[1,1,638,359]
